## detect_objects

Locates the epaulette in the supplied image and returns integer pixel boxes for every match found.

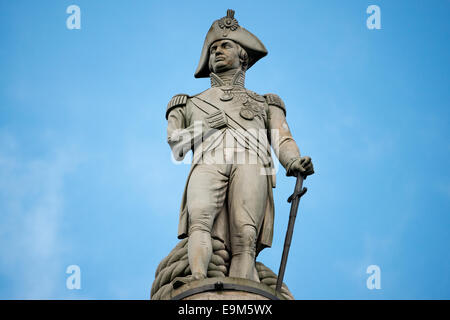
[264,93,286,115]
[166,94,189,119]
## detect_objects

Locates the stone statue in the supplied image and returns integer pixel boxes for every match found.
[151,9,314,300]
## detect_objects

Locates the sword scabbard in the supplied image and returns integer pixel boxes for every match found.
[276,174,306,294]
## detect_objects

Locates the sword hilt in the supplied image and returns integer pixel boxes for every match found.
[287,187,307,203]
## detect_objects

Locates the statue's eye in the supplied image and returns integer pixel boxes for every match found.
[210,47,216,53]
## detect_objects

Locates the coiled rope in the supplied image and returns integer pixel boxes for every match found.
[151,238,293,300]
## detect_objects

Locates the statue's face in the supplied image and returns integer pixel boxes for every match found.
[209,39,241,73]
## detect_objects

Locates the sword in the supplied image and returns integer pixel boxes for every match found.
[276,173,308,293]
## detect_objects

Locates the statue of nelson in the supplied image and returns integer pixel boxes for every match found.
[165,9,314,283]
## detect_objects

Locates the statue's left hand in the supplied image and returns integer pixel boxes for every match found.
[288,156,314,177]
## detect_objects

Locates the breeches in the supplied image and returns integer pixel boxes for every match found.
[186,163,268,256]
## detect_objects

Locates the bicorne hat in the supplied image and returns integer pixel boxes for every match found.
[194,9,268,78]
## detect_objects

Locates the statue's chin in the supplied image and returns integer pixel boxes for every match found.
[212,67,227,73]
[212,62,235,74]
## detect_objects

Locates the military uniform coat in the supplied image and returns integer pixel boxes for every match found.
[166,71,301,255]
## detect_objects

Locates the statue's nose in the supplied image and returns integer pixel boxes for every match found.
[216,46,225,55]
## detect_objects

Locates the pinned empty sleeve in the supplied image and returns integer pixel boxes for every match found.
[166,94,189,120]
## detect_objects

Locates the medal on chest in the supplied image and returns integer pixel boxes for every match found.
[219,86,234,101]
[240,98,265,121]
[219,88,266,121]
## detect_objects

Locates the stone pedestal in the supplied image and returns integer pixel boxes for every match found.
[165,277,287,300]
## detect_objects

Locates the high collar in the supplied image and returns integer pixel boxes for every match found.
[210,69,245,88]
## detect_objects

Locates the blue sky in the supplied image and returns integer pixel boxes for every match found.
[0,0,449,299]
